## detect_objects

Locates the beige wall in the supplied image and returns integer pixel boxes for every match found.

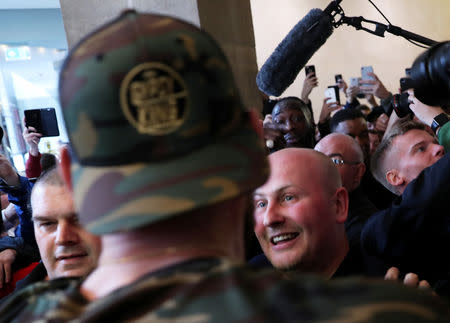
[251,0,450,117]
[59,0,260,110]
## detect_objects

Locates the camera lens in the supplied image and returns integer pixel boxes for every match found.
[399,77,413,93]
[409,41,450,107]
[392,93,412,118]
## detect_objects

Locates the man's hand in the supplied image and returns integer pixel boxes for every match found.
[319,98,342,124]
[365,93,378,107]
[375,113,389,133]
[407,90,445,126]
[0,155,19,187]
[337,79,348,94]
[359,72,391,100]
[22,124,42,157]
[345,85,359,103]
[384,267,433,291]
[300,72,318,104]
[2,203,18,231]
[0,249,16,289]
[263,115,286,150]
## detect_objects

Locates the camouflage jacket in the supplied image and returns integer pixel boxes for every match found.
[0,257,449,322]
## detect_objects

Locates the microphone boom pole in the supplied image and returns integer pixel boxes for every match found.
[338,15,438,47]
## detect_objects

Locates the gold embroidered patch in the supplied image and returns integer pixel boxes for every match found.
[120,62,189,135]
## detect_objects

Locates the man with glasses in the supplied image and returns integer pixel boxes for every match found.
[329,108,395,209]
[315,133,378,257]
[315,133,366,193]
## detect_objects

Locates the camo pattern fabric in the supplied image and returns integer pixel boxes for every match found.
[58,10,268,234]
[0,258,449,323]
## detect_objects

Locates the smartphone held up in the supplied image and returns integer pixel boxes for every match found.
[305,65,316,77]
[324,85,340,106]
[24,108,60,137]
[361,66,375,84]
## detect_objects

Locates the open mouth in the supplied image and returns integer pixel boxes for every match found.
[270,233,299,245]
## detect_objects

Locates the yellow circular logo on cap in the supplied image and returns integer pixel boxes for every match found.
[120,62,189,135]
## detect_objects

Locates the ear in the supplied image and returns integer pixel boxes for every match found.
[59,146,72,192]
[355,162,366,184]
[386,169,405,189]
[334,187,349,224]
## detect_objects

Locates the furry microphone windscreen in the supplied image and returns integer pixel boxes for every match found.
[256,9,334,97]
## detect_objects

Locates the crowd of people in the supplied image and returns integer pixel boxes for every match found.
[254,48,450,296]
[0,9,448,322]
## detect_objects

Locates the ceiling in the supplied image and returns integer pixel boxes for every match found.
[0,0,59,10]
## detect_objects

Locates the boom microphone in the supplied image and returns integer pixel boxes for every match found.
[256,8,334,97]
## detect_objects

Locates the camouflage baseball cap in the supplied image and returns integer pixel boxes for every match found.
[59,10,268,234]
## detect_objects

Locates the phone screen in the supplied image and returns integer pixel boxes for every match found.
[325,86,339,105]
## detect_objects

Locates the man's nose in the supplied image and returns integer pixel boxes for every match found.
[263,202,285,227]
[284,119,294,131]
[55,221,79,245]
[432,143,445,158]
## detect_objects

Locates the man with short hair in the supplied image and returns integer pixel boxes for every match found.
[253,148,350,277]
[26,168,101,285]
[1,11,448,322]
[252,147,388,278]
[371,119,444,195]
[362,113,450,296]
[315,133,377,250]
[0,168,101,297]
[263,97,316,151]
[330,109,371,159]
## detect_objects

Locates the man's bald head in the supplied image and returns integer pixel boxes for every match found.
[315,133,364,163]
[253,148,349,275]
[315,134,366,192]
[268,148,342,195]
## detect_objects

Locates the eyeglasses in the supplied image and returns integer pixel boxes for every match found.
[330,155,361,166]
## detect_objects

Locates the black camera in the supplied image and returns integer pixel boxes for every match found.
[399,77,411,92]
[391,92,412,118]
[405,41,449,107]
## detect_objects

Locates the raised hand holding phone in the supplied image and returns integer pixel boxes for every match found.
[24,108,60,137]
[359,69,391,100]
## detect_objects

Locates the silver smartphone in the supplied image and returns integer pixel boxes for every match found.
[361,66,375,83]
[350,77,360,87]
